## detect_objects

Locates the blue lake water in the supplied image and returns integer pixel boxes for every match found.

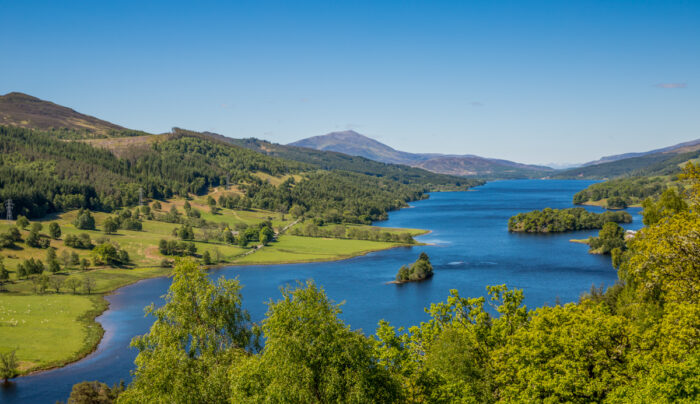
[1,180,643,403]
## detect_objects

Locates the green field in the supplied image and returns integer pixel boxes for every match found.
[234,235,404,264]
[0,294,106,372]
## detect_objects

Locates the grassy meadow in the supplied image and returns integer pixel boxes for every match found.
[0,189,424,374]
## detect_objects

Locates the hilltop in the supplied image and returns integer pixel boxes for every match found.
[0,92,136,138]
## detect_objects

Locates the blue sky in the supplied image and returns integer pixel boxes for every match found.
[1,0,698,165]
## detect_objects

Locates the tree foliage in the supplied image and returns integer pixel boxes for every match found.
[508,207,632,233]
[120,259,256,403]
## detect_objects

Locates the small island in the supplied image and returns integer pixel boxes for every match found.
[392,252,433,284]
[508,207,632,233]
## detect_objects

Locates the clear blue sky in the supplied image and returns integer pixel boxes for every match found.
[1,0,698,165]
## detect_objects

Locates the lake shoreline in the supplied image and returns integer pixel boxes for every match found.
[13,233,429,378]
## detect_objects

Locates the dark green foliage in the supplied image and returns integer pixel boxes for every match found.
[177,225,195,240]
[0,126,304,219]
[241,170,428,224]
[46,247,60,273]
[93,242,130,266]
[0,349,19,382]
[291,223,415,243]
[64,233,93,249]
[223,229,235,244]
[120,218,142,231]
[66,380,124,403]
[17,258,44,278]
[202,250,213,265]
[49,222,61,239]
[508,207,632,233]
[0,227,21,248]
[259,226,274,245]
[395,253,433,282]
[0,260,9,290]
[1,125,480,227]
[30,222,42,233]
[103,217,119,234]
[15,215,29,229]
[573,176,668,206]
[588,222,626,254]
[158,239,197,256]
[74,209,96,230]
[606,196,628,209]
[25,229,46,248]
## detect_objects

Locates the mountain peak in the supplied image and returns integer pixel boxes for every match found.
[2,91,41,101]
[289,131,553,178]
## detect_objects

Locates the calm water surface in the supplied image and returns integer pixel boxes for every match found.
[1,180,643,403]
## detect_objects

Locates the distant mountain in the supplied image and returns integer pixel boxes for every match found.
[583,138,700,166]
[0,92,135,137]
[290,130,431,165]
[290,130,553,178]
[199,131,483,190]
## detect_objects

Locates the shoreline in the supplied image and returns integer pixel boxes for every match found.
[578,200,642,209]
[15,237,428,378]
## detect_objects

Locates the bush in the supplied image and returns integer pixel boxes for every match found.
[121,218,143,231]
[65,233,93,249]
[158,239,197,257]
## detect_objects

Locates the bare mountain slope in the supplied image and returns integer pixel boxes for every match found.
[0,92,128,137]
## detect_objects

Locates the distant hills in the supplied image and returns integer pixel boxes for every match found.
[0,92,129,136]
[290,130,553,178]
[582,138,700,166]
[1,91,698,181]
[0,92,478,190]
[555,139,700,179]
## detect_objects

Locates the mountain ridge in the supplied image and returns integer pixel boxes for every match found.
[0,92,130,136]
[290,130,554,178]
[583,138,700,166]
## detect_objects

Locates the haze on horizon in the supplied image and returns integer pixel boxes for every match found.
[1,0,698,165]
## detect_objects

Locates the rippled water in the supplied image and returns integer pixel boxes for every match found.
[1,180,643,403]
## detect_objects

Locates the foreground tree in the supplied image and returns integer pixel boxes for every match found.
[119,259,256,403]
[0,349,18,383]
[229,281,399,403]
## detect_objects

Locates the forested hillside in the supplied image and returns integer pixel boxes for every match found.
[0,125,469,223]
[554,147,700,179]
